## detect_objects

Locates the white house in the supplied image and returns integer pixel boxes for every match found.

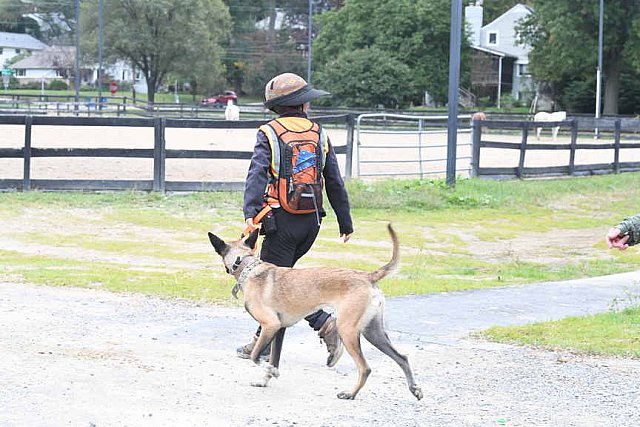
[465,2,534,103]
[11,45,147,93]
[0,31,48,68]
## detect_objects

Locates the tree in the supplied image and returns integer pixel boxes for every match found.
[518,0,640,115]
[315,47,414,108]
[81,0,231,103]
[313,0,471,107]
[0,0,75,44]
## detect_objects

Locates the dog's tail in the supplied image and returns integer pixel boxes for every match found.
[368,223,399,283]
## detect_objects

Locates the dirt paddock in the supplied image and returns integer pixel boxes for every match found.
[1,124,639,182]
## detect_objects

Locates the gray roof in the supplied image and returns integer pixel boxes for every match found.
[12,46,74,69]
[0,32,48,50]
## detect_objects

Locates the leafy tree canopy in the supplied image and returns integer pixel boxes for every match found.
[315,47,414,108]
[518,0,640,115]
[0,0,75,43]
[81,0,231,103]
[313,0,471,107]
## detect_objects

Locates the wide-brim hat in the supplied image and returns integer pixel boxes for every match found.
[264,73,330,108]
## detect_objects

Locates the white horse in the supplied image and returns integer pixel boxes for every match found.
[534,111,566,141]
[224,99,240,121]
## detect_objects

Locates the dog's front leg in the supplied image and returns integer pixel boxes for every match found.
[251,364,280,388]
[249,323,281,387]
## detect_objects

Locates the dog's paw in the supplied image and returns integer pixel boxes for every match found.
[337,391,355,400]
[410,385,423,400]
[265,365,280,378]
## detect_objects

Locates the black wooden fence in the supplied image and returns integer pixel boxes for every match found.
[471,117,640,179]
[0,114,355,192]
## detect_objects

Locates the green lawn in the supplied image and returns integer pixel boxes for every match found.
[480,305,640,358]
[1,174,640,300]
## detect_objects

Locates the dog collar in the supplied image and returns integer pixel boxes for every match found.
[232,257,261,298]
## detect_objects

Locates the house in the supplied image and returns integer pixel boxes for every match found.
[10,46,80,84]
[465,2,534,105]
[11,45,147,93]
[0,31,48,68]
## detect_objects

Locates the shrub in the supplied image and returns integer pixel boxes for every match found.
[48,80,69,90]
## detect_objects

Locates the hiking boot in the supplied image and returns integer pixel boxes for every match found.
[236,335,270,361]
[318,317,343,367]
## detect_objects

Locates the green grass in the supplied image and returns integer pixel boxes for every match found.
[1,173,640,301]
[480,305,640,358]
[0,249,237,303]
[1,89,255,105]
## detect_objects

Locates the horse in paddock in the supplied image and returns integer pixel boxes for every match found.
[534,111,566,141]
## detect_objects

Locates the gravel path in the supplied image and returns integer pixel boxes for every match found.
[1,272,639,426]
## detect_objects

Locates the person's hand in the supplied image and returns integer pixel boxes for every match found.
[341,233,352,243]
[606,227,630,250]
[245,218,258,231]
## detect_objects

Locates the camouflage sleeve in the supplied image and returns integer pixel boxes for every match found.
[616,213,640,246]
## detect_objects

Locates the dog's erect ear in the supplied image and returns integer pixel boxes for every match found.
[243,228,260,250]
[208,232,228,256]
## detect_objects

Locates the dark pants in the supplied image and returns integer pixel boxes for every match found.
[255,208,330,333]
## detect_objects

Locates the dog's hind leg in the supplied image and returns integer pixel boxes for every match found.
[362,313,423,400]
[336,326,371,400]
[269,327,286,369]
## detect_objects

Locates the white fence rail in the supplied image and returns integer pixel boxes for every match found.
[355,113,472,178]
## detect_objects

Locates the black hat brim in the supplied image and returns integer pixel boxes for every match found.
[264,84,330,108]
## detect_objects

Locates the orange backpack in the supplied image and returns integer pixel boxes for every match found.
[260,117,328,214]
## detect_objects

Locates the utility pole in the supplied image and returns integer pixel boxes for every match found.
[74,0,80,109]
[307,0,312,83]
[446,0,462,187]
[98,0,104,101]
[595,0,604,138]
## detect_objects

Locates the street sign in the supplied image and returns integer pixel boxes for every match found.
[2,69,10,90]
[109,81,118,95]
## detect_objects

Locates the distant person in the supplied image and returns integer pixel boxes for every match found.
[606,214,640,250]
[225,99,240,121]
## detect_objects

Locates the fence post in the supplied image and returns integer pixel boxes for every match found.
[153,118,166,192]
[23,115,33,191]
[517,122,529,179]
[470,119,481,178]
[568,120,578,175]
[613,119,621,173]
[344,114,355,180]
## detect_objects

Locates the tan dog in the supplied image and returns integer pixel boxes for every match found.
[207,224,423,401]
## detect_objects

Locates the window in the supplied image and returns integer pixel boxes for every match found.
[15,48,21,54]
[15,69,26,76]
[518,64,530,76]
[488,32,498,45]
[0,48,3,55]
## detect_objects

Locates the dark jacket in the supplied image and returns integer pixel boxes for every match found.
[243,111,353,235]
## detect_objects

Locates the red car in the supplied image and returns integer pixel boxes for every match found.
[201,90,238,107]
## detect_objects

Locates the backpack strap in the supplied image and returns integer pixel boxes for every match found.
[259,122,281,178]
[318,125,328,171]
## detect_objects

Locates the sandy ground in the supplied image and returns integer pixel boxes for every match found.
[1,124,639,182]
[1,272,639,427]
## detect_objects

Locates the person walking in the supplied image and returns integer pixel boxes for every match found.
[238,72,353,367]
[606,213,640,250]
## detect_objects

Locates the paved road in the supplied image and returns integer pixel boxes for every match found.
[0,272,638,426]
[386,270,640,345]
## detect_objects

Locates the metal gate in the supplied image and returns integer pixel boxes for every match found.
[355,113,472,178]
